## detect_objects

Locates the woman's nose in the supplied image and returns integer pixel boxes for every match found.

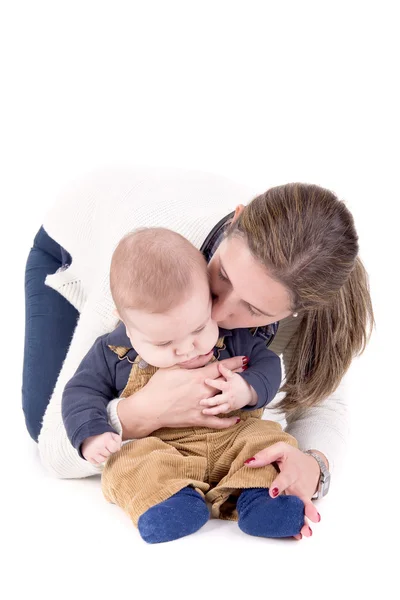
[211,293,235,322]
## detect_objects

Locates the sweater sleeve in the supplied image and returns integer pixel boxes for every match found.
[62,337,118,458]
[277,317,349,472]
[38,289,121,479]
[38,168,258,477]
[235,333,282,410]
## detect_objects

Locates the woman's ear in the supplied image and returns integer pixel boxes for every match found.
[113,308,121,319]
[232,204,245,223]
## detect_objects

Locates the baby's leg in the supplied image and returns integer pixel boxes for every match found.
[237,489,304,538]
[102,437,210,543]
[138,486,209,544]
[206,418,304,537]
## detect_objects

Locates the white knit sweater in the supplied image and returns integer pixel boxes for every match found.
[38,167,348,479]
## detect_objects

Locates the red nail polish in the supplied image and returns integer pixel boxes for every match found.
[235,418,241,424]
[317,513,321,522]
[244,457,255,464]
[242,365,248,371]
[271,487,279,497]
[242,356,249,365]
[309,527,313,536]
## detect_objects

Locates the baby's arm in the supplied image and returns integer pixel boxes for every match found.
[238,334,282,410]
[81,431,121,465]
[201,332,282,415]
[62,337,121,460]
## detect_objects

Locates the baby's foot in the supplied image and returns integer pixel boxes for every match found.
[237,488,304,538]
[138,486,209,544]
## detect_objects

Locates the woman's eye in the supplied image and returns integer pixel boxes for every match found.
[248,305,261,317]
[218,269,229,282]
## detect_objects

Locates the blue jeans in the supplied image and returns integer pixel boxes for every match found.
[22,227,79,441]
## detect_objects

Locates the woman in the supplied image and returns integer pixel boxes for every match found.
[23,167,373,539]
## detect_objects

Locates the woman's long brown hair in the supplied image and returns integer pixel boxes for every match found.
[228,183,374,413]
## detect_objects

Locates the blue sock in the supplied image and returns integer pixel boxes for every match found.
[237,488,304,538]
[138,487,209,544]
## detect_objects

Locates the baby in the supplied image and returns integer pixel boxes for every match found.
[62,228,304,543]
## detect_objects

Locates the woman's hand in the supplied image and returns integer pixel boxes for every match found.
[245,442,324,539]
[117,354,245,439]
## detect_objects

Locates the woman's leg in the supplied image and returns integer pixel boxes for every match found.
[22,227,79,441]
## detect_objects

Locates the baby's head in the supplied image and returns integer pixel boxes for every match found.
[110,228,219,368]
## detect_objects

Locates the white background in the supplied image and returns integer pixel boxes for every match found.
[1,1,398,599]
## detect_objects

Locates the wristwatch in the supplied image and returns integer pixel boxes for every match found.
[304,450,331,499]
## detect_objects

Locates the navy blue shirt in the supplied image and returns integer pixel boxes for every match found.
[62,323,282,457]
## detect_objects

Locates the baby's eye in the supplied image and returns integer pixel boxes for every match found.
[155,341,172,347]
[194,326,206,334]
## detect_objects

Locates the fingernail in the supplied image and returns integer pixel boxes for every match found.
[242,356,249,365]
[235,418,241,424]
[242,365,248,371]
[244,457,255,464]
[271,487,279,497]
[317,513,321,522]
[308,527,313,536]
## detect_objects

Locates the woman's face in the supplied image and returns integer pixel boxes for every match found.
[208,235,293,329]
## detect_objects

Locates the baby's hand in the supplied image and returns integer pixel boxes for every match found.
[81,432,122,465]
[200,362,257,415]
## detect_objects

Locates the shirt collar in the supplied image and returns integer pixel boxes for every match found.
[107,323,233,350]
[201,212,233,263]
[218,327,233,338]
[106,321,131,347]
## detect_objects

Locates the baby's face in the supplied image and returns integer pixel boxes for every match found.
[122,280,219,368]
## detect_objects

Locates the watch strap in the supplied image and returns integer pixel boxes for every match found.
[304,450,331,499]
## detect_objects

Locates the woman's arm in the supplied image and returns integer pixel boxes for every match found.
[38,291,118,479]
[108,354,246,441]
[284,378,348,472]
[39,355,244,477]
[38,289,245,476]
[38,394,103,479]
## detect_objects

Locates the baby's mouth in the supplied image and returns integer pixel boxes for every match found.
[179,349,213,366]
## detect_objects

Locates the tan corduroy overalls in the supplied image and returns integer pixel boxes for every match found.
[102,337,298,525]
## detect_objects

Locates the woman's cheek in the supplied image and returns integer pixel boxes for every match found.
[210,277,223,299]
[208,264,222,297]
[205,322,219,350]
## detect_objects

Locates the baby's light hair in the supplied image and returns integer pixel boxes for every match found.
[110,227,209,315]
